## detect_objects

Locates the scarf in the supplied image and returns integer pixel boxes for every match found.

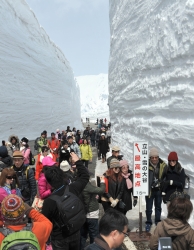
[122,173,132,189]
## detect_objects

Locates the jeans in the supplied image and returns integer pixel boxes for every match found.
[80,218,99,249]
[145,189,162,225]
[51,231,80,250]
[82,160,89,168]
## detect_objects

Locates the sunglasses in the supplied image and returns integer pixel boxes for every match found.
[6,176,16,180]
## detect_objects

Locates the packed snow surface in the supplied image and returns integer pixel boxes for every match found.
[76,74,109,122]
[109,0,194,195]
[0,0,82,141]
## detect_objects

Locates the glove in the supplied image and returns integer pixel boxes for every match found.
[109,197,114,203]
[133,199,137,207]
[10,180,16,190]
[111,199,119,208]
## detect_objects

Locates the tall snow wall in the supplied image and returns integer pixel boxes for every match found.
[109,0,194,187]
[0,0,82,141]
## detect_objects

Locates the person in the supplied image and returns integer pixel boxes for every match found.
[161,151,185,204]
[59,140,71,164]
[98,133,109,163]
[107,146,120,169]
[106,128,111,144]
[101,158,124,212]
[83,127,90,139]
[60,160,76,184]
[85,209,129,250]
[20,137,31,166]
[55,129,62,140]
[145,147,167,232]
[48,132,60,161]
[0,194,52,250]
[42,152,89,250]
[76,130,81,145]
[37,131,48,153]
[95,128,100,149]
[80,175,106,249]
[8,134,20,156]
[90,129,96,147]
[0,168,21,221]
[80,139,93,168]
[12,151,36,205]
[119,160,137,215]
[35,146,53,181]
[149,195,194,250]
[0,146,12,171]
[68,136,81,159]
[38,157,56,199]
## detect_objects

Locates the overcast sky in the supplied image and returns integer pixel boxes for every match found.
[25,0,110,76]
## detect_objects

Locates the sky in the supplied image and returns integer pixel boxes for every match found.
[25,0,110,76]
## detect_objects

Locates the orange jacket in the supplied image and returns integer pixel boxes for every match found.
[48,138,60,153]
[0,209,52,250]
[35,154,43,180]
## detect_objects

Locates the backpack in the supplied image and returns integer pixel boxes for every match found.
[0,224,40,250]
[34,137,40,151]
[50,186,86,235]
[29,151,35,165]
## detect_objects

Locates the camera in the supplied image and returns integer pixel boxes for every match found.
[117,155,123,161]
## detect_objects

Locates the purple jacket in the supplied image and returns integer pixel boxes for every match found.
[38,173,52,199]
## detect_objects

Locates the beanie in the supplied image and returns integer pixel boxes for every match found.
[12,151,24,159]
[110,158,120,169]
[42,156,56,167]
[149,148,159,158]
[60,160,70,172]
[119,160,129,168]
[1,194,26,223]
[168,152,178,161]
[21,137,29,144]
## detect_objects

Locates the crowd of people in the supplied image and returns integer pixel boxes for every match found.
[0,124,193,250]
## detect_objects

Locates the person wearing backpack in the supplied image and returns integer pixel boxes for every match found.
[12,151,36,205]
[42,152,89,250]
[20,137,31,166]
[0,194,52,250]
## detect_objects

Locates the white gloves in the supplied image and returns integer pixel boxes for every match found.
[110,199,119,208]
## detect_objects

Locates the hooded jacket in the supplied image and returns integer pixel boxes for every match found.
[8,134,20,155]
[149,218,194,250]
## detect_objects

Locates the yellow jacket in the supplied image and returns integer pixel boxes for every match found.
[80,144,92,161]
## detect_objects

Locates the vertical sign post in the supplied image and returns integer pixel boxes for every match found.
[133,142,149,234]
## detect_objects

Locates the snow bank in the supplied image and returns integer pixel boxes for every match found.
[109,0,194,192]
[76,74,109,122]
[0,0,82,141]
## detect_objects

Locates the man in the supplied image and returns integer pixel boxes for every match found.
[0,194,52,250]
[83,127,90,139]
[42,152,89,250]
[67,136,81,158]
[85,209,129,250]
[37,131,48,153]
[56,129,62,140]
[48,132,60,160]
[145,147,167,232]
[107,146,120,169]
[12,151,36,205]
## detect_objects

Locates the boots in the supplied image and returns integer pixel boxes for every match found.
[102,158,105,163]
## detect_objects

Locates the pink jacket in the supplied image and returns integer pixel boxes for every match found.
[21,148,31,165]
[38,173,52,199]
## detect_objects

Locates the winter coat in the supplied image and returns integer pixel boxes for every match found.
[69,142,81,158]
[37,136,48,153]
[0,146,13,171]
[38,172,52,199]
[20,147,31,165]
[161,162,185,202]
[42,160,89,240]
[12,164,36,204]
[90,130,96,140]
[149,218,194,250]
[83,129,90,139]
[35,153,53,180]
[82,181,105,213]
[85,235,111,250]
[48,138,60,153]
[59,147,71,164]
[80,144,93,161]
[98,139,109,155]
[76,134,81,145]
[8,134,20,155]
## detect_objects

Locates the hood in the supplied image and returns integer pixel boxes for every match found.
[8,134,19,144]
[162,218,191,237]
[0,146,8,158]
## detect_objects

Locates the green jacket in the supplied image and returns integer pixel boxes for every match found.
[37,137,48,153]
[80,144,92,160]
[82,181,105,213]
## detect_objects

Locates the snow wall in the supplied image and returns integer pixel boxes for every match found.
[0,0,82,141]
[109,0,194,191]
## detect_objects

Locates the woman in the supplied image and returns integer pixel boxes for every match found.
[101,158,124,211]
[80,139,92,168]
[0,168,21,221]
[59,140,71,164]
[98,133,109,163]
[161,152,185,203]
[20,137,31,166]
[149,195,194,250]
[119,160,137,214]
[7,134,20,156]
[75,130,81,145]
[35,146,53,181]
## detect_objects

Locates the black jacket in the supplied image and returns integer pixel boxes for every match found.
[98,139,109,155]
[102,175,124,200]
[59,147,71,163]
[42,160,89,240]
[85,235,111,250]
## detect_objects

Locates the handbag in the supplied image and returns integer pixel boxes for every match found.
[32,184,44,212]
[118,200,126,209]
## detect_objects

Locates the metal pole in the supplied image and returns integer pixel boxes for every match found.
[139,196,142,235]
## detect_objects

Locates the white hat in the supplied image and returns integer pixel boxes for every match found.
[101,133,105,136]
[60,160,70,172]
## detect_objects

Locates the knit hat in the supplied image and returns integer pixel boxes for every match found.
[42,156,56,167]
[110,158,121,168]
[60,160,70,172]
[119,160,128,168]
[168,152,178,161]
[101,133,105,136]
[112,146,120,152]
[149,148,159,157]
[0,146,8,158]
[1,194,26,223]
[12,151,24,159]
